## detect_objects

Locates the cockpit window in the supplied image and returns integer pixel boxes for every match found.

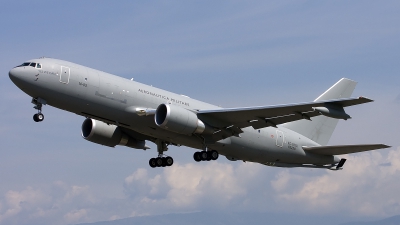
[17,62,31,67]
[16,62,42,68]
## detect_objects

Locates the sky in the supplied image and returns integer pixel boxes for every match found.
[1,1,400,224]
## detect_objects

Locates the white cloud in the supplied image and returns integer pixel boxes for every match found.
[0,186,52,223]
[63,209,88,224]
[164,162,246,208]
[1,149,400,224]
[122,162,248,212]
[119,149,400,218]
[271,148,400,217]
[109,214,121,220]
[0,184,95,225]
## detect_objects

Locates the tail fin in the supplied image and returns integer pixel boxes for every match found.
[282,78,357,145]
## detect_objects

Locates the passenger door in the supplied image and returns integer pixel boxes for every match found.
[60,66,70,84]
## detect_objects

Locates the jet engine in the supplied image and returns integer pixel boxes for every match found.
[155,104,212,135]
[81,118,149,150]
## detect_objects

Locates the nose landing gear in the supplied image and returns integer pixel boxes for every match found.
[31,97,46,122]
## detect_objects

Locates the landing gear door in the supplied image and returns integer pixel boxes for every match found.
[60,66,70,84]
[276,130,284,147]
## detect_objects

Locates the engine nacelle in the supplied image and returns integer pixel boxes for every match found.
[81,118,149,150]
[155,104,211,135]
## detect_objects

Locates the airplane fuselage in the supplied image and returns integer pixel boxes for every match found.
[9,58,339,167]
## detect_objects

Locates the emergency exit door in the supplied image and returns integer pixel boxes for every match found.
[276,130,284,147]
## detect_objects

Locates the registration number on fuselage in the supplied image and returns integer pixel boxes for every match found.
[79,82,87,87]
[287,141,298,150]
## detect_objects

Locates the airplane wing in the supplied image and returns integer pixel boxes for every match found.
[197,97,372,142]
[302,144,390,155]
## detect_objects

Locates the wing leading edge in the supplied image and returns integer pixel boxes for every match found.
[198,97,372,142]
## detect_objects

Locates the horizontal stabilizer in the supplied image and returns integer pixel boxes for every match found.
[303,144,390,155]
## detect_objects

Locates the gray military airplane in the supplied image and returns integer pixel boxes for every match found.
[9,57,389,170]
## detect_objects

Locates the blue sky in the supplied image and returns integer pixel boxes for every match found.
[1,1,400,224]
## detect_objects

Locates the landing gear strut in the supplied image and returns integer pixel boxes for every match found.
[149,139,174,168]
[193,149,219,162]
[32,98,46,122]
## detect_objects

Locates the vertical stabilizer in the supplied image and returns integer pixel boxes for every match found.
[282,78,357,145]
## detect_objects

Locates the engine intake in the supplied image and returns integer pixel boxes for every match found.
[155,104,211,135]
[81,118,149,150]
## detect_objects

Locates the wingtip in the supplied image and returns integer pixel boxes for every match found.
[359,96,374,102]
[377,144,391,149]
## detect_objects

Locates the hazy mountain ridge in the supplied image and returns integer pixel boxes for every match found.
[340,215,400,225]
[76,212,383,225]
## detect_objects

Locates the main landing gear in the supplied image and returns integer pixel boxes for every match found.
[149,139,174,168]
[149,156,174,168]
[32,98,45,122]
[193,150,219,162]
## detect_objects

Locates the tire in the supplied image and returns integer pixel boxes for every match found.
[210,150,219,160]
[200,151,208,161]
[156,158,163,167]
[149,158,157,168]
[37,113,44,121]
[33,114,39,122]
[166,157,174,166]
[193,152,201,162]
[161,157,167,167]
[206,152,211,161]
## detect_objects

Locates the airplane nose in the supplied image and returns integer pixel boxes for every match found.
[9,68,17,81]
[9,67,24,86]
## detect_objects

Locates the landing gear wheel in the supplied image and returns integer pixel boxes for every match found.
[149,158,157,168]
[165,157,174,166]
[37,113,44,121]
[161,157,167,167]
[33,113,44,122]
[200,151,208,161]
[194,152,201,162]
[156,157,164,167]
[206,152,212,161]
[210,150,219,160]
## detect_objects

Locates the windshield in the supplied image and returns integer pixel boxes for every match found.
[16,62,42,68]
[17,62,30,67]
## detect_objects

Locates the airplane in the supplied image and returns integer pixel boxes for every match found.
[8,57,390,170]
